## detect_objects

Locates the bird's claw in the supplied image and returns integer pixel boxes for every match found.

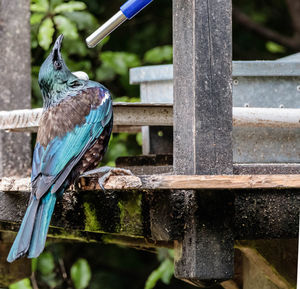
[97,168,134,193]
[81,167,133,193]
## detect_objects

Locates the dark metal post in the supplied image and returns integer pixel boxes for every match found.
[173,0,234,285]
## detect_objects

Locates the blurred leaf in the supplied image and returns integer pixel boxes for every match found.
[266,41,286,53]
[71,258,92,289]
[157,248,172,262]
[54,15,78,39]
[40,272,60,289]
[54,1,86,13]
[105,160,116,167]
[250,11,267,23]
[30,13,44,25]
[144,46,173,64]
[96,64,116,82]
[160,259,173,284]
[49,0,63,10]
[9,278,32,289]
[31,258,38,273]
[136,132,143,146]
[108,143,128,158]
[100,51,141,75]
[31,0,49,12]
[64,11,98,32]
[118,132,129,141]
[114,96,140,102]
[38,18,54,50]
[64,56,92,75]
[31,66,43,107]
[37,252,55,275]
[63,38,88,57]
[31,30,39,49]
[144,258,174,289]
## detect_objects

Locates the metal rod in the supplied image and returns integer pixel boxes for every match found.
[1,106,300,132]
[86,11,127,48]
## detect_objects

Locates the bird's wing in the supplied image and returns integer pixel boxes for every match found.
[31,86,112,200]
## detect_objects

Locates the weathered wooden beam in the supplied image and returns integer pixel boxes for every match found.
[104,174,300,190]
[220,280,240,289]
[0,0,31,177]
[298,220,300,289]
[0,221,171,251]
[0,180,298,242]
[236,243,295,289]
[239,240,298,287]
[173,0,234,284]
[0,0,32,284]
[173,0,233,175]
[1,106,300,133]
[2,174,300,192]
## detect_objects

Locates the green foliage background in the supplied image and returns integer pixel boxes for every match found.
[8,0,296,288]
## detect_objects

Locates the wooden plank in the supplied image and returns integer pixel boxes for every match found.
[173,1,233,175]
[104,174,300,190]
[2,174,300,192]
[173,0,233,284]
[0,185,298,240]
[221,280,240,289]
[1,106,300,133]
[298,217,300,289]
[237,245,293,289]
[240,240,298,286]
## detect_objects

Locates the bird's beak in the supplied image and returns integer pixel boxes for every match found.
[51,34,64,60]
[53,34,64,52]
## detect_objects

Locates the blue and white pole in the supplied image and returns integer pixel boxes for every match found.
[86,0,154,48]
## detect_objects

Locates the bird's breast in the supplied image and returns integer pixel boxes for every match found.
[37,87,107,148]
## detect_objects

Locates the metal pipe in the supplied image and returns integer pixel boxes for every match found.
[86,11,127,48]
[86,0,154,48]
[1,106,300,132]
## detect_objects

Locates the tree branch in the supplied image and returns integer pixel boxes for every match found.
[233,7,300,51]
[285,0,300,36]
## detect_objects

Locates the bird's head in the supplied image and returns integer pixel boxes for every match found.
[38,34,84,108]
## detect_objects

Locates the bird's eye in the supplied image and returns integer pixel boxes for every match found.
[54,60,62,70]
[71,81,82,88]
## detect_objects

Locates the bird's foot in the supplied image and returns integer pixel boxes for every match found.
[81,166,134,192]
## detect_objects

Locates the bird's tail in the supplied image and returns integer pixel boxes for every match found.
[7,190,57,262]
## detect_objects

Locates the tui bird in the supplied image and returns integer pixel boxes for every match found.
[7,35,130,262]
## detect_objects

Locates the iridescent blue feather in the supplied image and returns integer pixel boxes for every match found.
[8,35,113,262]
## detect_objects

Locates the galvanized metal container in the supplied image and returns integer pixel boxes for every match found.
[130,56,300,163]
